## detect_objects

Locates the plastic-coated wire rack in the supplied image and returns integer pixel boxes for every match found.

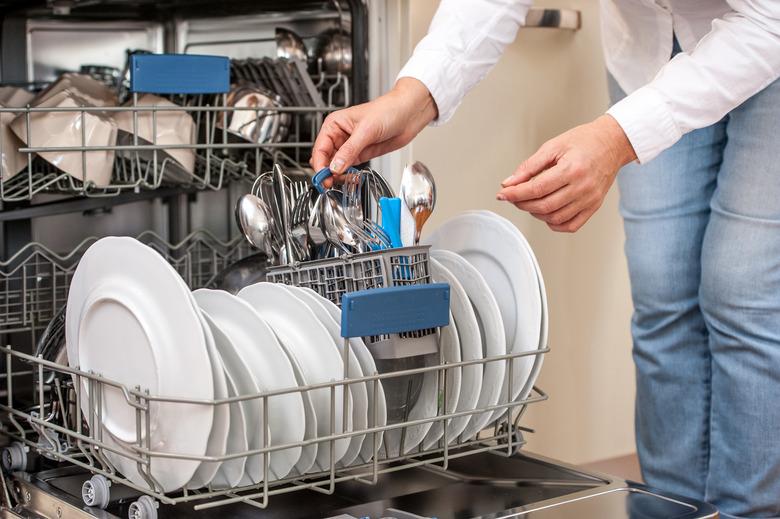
[0,345,548,512]
[0,230,253,338]
[0,73,348,201]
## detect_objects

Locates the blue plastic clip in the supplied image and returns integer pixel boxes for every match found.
[130,54,230,94]
[340,284,450,338]
[312,166,359,194]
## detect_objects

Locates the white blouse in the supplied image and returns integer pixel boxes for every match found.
[397,0,780,163]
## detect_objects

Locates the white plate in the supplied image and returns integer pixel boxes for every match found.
[65,237,213,492]
[421,309,463,450]
[426,258,483,444]
[430,250,506,440]
[186,311,230,489]
[285,286,368,469]
[311,289,388,464]
[427,212,541,424]
[238,283,351,470]
[193,289,305,481]
[468,210,548,404]
[199,311,253,488]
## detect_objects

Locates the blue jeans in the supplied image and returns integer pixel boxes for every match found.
[610,74,780,519]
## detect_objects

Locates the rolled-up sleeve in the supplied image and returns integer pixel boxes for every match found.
[607,0,780,163]
[397,0,531,125]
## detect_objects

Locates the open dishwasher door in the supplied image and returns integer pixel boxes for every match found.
[3,451,717,518]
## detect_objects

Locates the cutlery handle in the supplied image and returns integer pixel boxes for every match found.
[312,166,359,194]
[340,284,451,338]
[379,197,403,248]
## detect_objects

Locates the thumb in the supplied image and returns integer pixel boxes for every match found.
[329,124,378,174]
[502,142,559,187]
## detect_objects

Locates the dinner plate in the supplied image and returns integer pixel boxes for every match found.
[430,250,506,440]
[65,237,213,492]
[469,210,548,404]
[186,311,230,489]
[238,283,351,470]
[208,334,249,489]
[426,258,483,444]
[421,308,463,450]
[427,212,541,425]
[285,286,368,469]
[193,289,305,481]
[312,289,388,464]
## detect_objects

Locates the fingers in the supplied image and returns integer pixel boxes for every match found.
[547,205,598,233]
[328,121,380,174]
[497,162,568,203]
[311,113,349,172]
[501,141,560,188]
[513,184,576,216]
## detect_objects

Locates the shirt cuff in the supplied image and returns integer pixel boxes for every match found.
[397,50,462,126]
[606,86,683,164]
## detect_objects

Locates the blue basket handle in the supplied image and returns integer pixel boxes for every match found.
[130,54,230,94]
[312,166,360,194]
[340,284,450,338]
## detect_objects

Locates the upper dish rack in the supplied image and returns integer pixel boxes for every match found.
[0,229,252,338]
[0,54,345,201]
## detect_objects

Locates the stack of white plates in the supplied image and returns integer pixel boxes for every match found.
[64,211,547,488]
[65,237,387,492]
[423,210,549,445]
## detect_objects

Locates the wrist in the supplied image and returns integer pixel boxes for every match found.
[392,77,439,125]
[599,114,637,166]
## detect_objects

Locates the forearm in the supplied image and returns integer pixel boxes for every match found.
[608,1,780,163]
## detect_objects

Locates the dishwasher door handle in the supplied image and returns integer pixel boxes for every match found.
[524,8,582,30]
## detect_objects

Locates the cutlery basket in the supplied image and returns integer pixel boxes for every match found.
[267,245,437,358]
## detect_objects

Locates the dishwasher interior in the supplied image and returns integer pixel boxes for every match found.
[0,1,719,518]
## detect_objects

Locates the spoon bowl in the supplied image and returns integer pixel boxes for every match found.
[400,161,436,245]
[235,194,277,259]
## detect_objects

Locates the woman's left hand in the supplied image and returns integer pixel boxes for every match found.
[497,115,637,232]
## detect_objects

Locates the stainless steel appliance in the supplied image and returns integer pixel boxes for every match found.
[0,1,717,517]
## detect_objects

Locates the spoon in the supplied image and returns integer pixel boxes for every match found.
[322,190,363,253]
[400,161,436,245]
[235,194,276,259]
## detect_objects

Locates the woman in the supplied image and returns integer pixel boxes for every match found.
[311,1,780,518]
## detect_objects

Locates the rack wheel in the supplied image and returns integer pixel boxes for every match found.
[128,496,158,519]
[82,474,111,509]
[2,442,28,472]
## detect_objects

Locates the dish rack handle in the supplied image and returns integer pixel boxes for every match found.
[340,283,450,338]
[129,54,231,94]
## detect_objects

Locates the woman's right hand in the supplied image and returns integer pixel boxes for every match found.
[310,77,438,181]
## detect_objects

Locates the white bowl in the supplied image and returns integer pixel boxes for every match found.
[34,73,117,108]
[10,90,117,187]
[114,94,196,181]
[0,87,35,181]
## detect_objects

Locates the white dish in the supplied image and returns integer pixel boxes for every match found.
[461,210,547,414]
[310,289,388,464]
[421,309,462,450]
[114,94,196,181]
[11,90,117,186]
[426,258,483,444]
[427,212,541,425]
[286,286,368,469]
[65,237,213,492]
[199,311,255,488]
[193,289,305,482]
[430,250,506,440]
[205,313,249,489]
[238,283,351,470]
[186,310,230,489]
[0,87,35,181]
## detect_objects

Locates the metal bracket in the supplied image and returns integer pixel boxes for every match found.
[525,8,582,30]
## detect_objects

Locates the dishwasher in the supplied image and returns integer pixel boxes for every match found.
[0,1,718,518]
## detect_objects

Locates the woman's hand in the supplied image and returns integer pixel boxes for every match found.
[311,77,438,182]
[497,115,637,232]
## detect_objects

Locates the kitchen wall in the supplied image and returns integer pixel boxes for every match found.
[394,0,636,465]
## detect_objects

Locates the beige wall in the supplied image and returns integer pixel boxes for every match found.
[405,0,636,464]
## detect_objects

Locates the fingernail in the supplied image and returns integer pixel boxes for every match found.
[496,194,506,201]
[501,175,514,186]
[330,159,345,173]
